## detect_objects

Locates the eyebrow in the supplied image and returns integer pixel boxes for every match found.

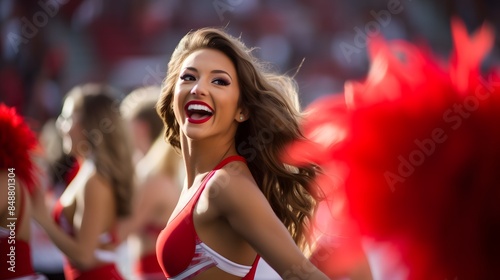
[184,67,233,81]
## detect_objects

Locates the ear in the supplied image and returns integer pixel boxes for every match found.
[235,107,249,122]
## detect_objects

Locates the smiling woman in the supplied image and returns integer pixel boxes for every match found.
[155,28,329,279]
[173,48,242,142]
[31,84,135,280]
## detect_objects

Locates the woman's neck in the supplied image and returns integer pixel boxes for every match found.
[181,136,237,188]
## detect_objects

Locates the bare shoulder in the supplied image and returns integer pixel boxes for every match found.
[82,172,113,200]
[206,161,265,213]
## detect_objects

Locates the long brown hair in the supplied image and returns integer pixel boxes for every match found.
[66,84,134,217]
[157,28,319,249]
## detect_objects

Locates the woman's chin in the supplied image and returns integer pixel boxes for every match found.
[181,123,209,140]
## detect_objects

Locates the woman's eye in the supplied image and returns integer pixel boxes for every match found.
[212,78,230,86]
[180,74,195,81]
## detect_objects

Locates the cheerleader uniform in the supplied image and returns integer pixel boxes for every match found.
[52,161,123,280]
[134,225,165,280]
[156,156,260,280]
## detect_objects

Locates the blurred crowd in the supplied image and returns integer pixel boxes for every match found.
[2,0,500,133]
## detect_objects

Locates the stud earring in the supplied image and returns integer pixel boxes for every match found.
[239,116,243,121]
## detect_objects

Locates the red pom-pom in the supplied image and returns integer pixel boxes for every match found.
[0,104,39,194]
[283,93,348,166]
[285,19,500,279]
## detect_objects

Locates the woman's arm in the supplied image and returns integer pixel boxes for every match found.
[210,170,329,280]
[32,174,115,269]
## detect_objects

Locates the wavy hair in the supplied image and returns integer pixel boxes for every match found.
[157,28,320,250]
[66,84,134,217]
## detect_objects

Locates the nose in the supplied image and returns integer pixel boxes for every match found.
[190,80,208,96]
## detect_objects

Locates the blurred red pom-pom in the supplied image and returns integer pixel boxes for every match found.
[0,104,39,194]
[286,19,500,279]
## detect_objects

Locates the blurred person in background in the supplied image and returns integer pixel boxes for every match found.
[0,104,47,280]
[155,27,329,279]
[31,84,135,280]
[119,135,183,280]
[31,119,77,280]
[118,86,182,280]
[120,87,165,165]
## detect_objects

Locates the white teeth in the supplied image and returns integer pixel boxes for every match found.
[188,104,213,113]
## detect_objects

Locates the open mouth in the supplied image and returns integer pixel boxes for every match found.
[185,101,214,124]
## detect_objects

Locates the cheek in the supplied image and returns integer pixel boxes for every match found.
[226,90,242,112]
